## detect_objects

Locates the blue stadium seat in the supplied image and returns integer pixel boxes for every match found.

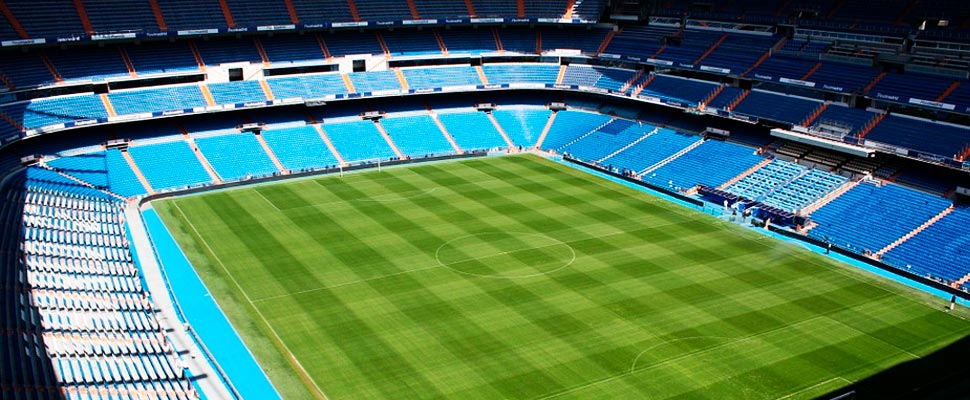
[436,111,507,151]
[379,115,455,156]
[262,126,341,171]
[322,120,397,163]
[809,182,951,255]
[128,141,212,190]
[644,140,764,190]
[602,128,701,173]
[194,133,280,180]
[492,108,552,148]
[540,110,612,150]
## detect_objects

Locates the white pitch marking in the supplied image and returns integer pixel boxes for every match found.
[253,189,281,212]
[774,376,852,400]
[173,201,331,400]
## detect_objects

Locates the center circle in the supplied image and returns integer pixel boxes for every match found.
[435,232,576,278]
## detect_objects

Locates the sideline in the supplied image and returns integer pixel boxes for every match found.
[133,205,281,399]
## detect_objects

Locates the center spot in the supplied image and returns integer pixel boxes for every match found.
[435,232,575,278]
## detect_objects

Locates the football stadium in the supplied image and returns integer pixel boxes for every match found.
[2,1,970,399]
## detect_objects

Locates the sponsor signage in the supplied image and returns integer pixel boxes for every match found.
[779,77,816,88]
[92,32,137,41]
[403,19,437,25]
[257,24,296,31]
[2,38,46,46]
[908,98,956,111]
[178,29,219,36]
[700,65,731,74]
[332,21,367,28]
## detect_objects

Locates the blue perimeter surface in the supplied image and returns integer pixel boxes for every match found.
[556,156,970,307]
[142,208,281,399]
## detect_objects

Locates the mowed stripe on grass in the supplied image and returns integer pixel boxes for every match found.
[157,155,970,399]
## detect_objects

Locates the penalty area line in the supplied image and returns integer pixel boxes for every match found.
[774,376,852,400]
[173,201,331,400]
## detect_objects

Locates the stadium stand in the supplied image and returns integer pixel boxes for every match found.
[483,64,560,85]
[321,120,398,163]
[731,91,820,125]
[107,86,202,116]
[491,108,552,148]
[266,73,348,99]
[809,182,952,255]
[208,80,268,105]
[128,141,213,190]
[864,115,970,158]
[602,128,702,173]
[642,139,765,190]
[401,66,479,90]
[262,126,341,171]
[3,2,970,396]
[884,206,970,285]
[539,110,613,151]
[379,114,456,156]
[194,133,280,180]
[436,111,508,151]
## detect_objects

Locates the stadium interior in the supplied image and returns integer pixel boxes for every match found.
[2,0,970,399]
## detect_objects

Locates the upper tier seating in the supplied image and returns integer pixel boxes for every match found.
[864,115,970,158]
[44,47,130,83]
[640,75,719,105]
[266,74,348,99]
[225,0,292,27]
[155,0,226,31]
[381,30,443,56]
[870,72,954,104]
[602,25,677,58]
[483,64,559,85]
[561,66,635,92]
[731,91,819,125]
[809,182,952,255]
[812,105,877,137]
[438,28,499,54]
[704,86,745,110]
[699,34,780,75]
[21,95,108,128]
[402,66,481,89]
[109,86,207,115]
[290,0,354,25]
[348,71,402,93]
[541,27,610,54]
[260,34,329,64]
[125,42,201,75]
[208,81,267,105]
[4,1,85,39]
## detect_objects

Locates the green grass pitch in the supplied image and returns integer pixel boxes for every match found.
[156,154,970,399]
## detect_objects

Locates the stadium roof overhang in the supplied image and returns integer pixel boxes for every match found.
[770,128,876,158]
